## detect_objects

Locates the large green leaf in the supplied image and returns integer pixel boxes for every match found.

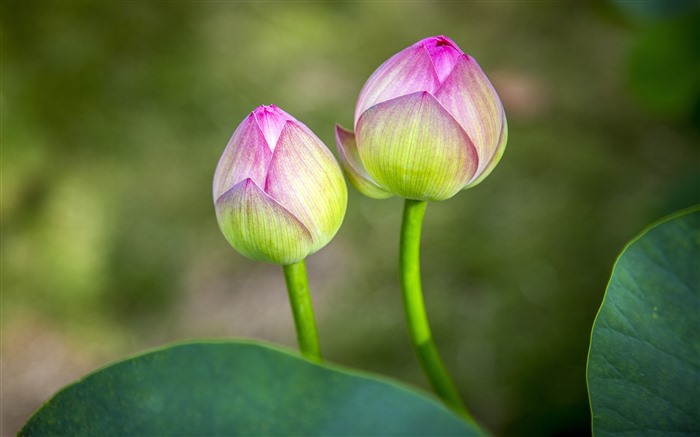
[587,207,700,436]
[20,340,481,436]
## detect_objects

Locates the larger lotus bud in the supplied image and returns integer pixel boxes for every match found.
[214,105,347,265]
[336,35,507,201]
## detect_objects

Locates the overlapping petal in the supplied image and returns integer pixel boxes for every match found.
[354,44,440,128]
[464,112,508,189]
[356,91,478,201]
[213,114,272,200]
[266,122,348,253]
[434,55,505,179]
[423,35,462,82]
[252,105,293,151]
[335,125,392,199]
[215,178,313,265]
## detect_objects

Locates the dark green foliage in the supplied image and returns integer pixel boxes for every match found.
[20,341,479,436]
[587,208,700,436]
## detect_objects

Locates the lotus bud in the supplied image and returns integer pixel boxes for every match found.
[214,105,347,265]
[336,35,507,201]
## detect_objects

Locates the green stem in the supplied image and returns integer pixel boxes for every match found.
[282,260,322,362]
[400,199,475,423]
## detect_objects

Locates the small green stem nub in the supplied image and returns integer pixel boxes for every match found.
[282,260,322,362]
[399,199,476,424]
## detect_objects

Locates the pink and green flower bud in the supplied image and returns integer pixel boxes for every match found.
[214,105,347,265]
[336,35,507,201]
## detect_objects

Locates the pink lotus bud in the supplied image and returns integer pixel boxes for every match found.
[214,105,347,265]
[336,36,507,201]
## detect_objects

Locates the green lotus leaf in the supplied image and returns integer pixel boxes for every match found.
[587,207,700,436]
[21,340,482,436]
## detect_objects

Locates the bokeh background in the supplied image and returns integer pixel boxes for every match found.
[3,1,699,435]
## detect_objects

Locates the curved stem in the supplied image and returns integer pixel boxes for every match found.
[282,260,321,362]
[400,199,475,423]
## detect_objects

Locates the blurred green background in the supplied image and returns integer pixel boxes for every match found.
[2,1,699,435]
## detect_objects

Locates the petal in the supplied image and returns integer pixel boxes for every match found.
[356,91,478,201]
[335,124,392,199]
[355,44,440,128]
[434,55,505,178]
[422,35,463,82]
[265,122,348,253]
[464,111,508,189]
[252,104,295,151]
[213,114,272,200]
[215,179,313,265]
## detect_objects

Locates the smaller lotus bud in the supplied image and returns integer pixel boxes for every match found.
[214,105,347,265]
[336,35,508,201]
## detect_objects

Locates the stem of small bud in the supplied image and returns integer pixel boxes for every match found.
[283,260,322,362]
